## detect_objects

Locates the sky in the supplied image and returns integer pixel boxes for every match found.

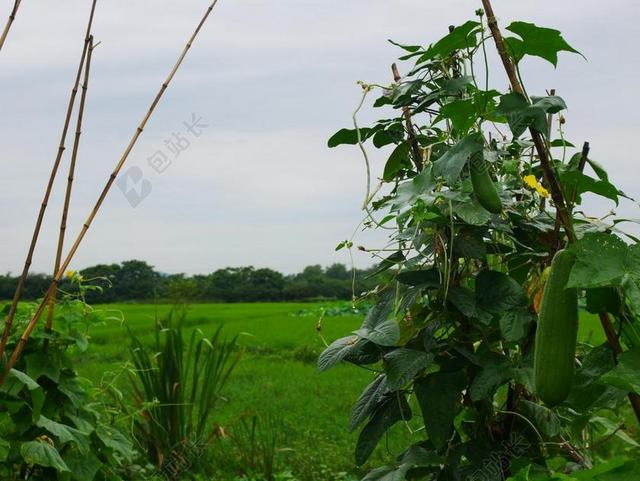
[1,0,639,276]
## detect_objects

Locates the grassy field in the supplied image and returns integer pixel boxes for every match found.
[0,300,611,480]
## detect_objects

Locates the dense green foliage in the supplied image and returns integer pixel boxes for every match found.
[0,261,377,304]
[322,8,640,481]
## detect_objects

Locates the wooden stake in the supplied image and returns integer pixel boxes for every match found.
[0,0,22,53]
[0,0,97,360]
[480,0,576,244]
[0,0,221,384]
[44,36,95,351]
[391,63,423,171]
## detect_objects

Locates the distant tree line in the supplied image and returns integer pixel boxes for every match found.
[0,260,378,303]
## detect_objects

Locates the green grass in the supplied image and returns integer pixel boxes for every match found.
[0,300,615,480]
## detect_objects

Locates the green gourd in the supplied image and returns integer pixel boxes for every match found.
[470,155,502,214]
[534,249,579,406]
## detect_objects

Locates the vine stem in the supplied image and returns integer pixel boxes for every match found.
[0,0,221,385]
[44,36,96,351]
[480,0,576,244]
[0,0,22,53]
[0,0,98,361]
[598,313,640,422]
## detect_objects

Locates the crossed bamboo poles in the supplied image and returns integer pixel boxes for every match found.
[0,0,221,384]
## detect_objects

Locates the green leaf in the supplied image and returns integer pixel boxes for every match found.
[318,335,361,372]
[567,233,629,288]
[600,347,640,394]
[520,400,561,437]
[500,309,532,342]
[384,142,411,181]
[396,268,440,287]
[418,21,481,62]
[438,99,476,133]
[594,458,640,481]
[64,448,102,481]
[21,440,70,472]
[384,348,431,390]
[26,351,61,383]
[414,370,465,449]
[469,355,512,401]
[356,395,412,465]
[36,416,89,453]
[354,320,400,347]
[561,171,619,205]
[96,424,134,461]
[506,21,581,66]
[362,465,409,481]
[350,375,388,432]
[433,133,484,184]
[328,127,376,147]
[496,93,567,137]
[476,271,527,314]
[453,198,493,225]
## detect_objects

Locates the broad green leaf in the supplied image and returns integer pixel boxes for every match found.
[328,127,376,147]
[567,233,629,288]
[418,21,480,62]
[500,309,532,342]
[354,320,400,347]
[433,133,483,184]
[561,171,619,205]
[438,99,476,133]
[384,142,411,181]
[600,347,640,394]
[26,351,61,383]
[36,416,89,453]
[414,370,465,449]
[362,465,409,481]
[96,424,134,461]
[520,400,561,437]
[506,21,581,66]
[64,448,102,481]
[21,440,70,472]
[396,268,440,287]
[496,93,566,137]
[356,395,412,465]
[350,375,388,432]
[453,198,493,225]
[384,348,431,390]
[594,459,640,481]
[476,271,527,314]
[469,355,512,401]
[318,335,361,372]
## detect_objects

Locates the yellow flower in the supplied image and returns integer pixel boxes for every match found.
[522,175,549,198]
[65,270,77,279]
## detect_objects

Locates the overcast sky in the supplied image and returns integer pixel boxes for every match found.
[1,0,639,275]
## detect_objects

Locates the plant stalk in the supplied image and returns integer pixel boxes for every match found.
[0,0,22,52]
[44,36,95,351]
[0,0,98,361]
[0,0,221,385]
[480,0,576,244]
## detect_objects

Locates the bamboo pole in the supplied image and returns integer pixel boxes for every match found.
[0,0,22,53]
[0,0,221,385]
[481,0,640,426]
[43,36,95,351]
[0,0,98,360]
[480,0,576,244]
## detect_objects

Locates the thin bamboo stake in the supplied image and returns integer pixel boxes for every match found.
[44,36,95,351]
[480,0,576,244]
[0,0,22,53]
[391,63,423,171]
[0,0,98,360]
[0,0,221,385]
